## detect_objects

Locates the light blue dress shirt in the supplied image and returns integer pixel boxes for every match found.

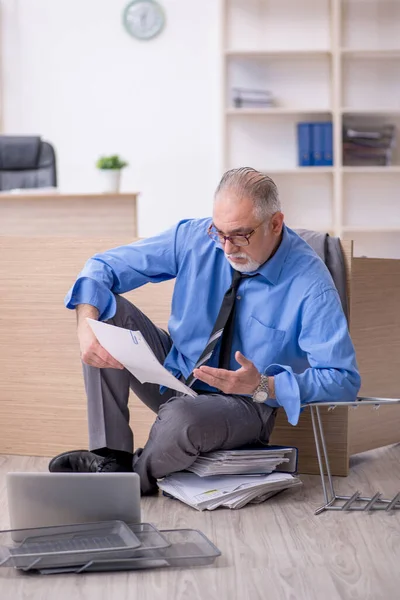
[65,219,361,426]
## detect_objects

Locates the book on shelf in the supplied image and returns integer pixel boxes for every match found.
[297,123,312,166]
[311,123,324,166]
[297,122,333,167]
[322,122,333,166]
[343,122,396,166]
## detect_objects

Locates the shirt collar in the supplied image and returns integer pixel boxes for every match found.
[213,222,292,285]
[255,224,292,285]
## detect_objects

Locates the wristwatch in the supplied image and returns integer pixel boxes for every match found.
[252,374,269,403]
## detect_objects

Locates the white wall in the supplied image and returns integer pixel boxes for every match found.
[1,0,221,236]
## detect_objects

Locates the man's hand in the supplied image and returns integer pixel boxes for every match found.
[193,351,261,395]
[77,304,124,370]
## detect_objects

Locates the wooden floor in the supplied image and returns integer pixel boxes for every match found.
[1,448,400,600]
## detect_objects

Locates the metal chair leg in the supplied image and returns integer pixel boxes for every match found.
[311,405,400,514]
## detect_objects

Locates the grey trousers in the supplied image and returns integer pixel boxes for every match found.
[83,295,277,494]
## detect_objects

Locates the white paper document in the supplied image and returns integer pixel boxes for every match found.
[87,319,197,397]
[158,471,302,511]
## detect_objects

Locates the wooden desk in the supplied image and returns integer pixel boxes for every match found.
[0,192,139,237]
[1,237,399,470]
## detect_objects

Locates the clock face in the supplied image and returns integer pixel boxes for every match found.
[123,0,165,41]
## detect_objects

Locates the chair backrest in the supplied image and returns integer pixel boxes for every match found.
[0,135,57,190]
[295,228,353,320]
[340,239,353,316]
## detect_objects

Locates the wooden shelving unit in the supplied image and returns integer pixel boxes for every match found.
[222,0,400,258]
[342,226,400,233]
[227,108,332,115]
[342,166,400,173]
[340,49,400,58]
[225,49,332,57]
[265,168,335,174]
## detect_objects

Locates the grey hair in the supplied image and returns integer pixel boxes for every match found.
[214,167,281,220]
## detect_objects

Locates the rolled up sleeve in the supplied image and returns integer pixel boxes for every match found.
[265,289,361,425]
[65,277,117,321]
[64,220,188,321]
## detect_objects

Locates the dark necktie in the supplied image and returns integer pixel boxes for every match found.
[186,269,244,388]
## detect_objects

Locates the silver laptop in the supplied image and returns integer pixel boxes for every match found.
[6,472,141,538]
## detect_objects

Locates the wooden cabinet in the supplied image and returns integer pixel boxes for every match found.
[0,193,138,237]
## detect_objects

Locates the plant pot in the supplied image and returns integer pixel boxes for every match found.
[98,169,122,193]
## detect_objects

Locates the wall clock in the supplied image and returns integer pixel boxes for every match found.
[123,0,165,41]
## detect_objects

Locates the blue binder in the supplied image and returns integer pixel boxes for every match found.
[322,122,333,166]
[297,123,311,167]
[311,123,324,166]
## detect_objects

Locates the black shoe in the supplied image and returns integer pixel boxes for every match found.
[131,448,158,496]
[97,454,133,473]
[48,450,133,474]
[131,447,143,468]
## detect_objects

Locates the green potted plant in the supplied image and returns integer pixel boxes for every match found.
[96,154,128,193]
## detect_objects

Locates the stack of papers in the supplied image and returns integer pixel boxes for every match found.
[158,472,302,511]
[186,448,293,477]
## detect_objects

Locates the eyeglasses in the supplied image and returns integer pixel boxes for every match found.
[207,220,265,247]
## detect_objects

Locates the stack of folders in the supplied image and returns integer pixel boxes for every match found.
[158,446,302,511]
[297,122,333,167]
[187,447,292,476]
[232,88,275,109]
[343,123,396,166]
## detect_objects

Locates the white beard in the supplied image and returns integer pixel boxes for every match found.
[225,252,262,273]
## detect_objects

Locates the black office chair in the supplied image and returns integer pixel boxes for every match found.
[0,135,57,191]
